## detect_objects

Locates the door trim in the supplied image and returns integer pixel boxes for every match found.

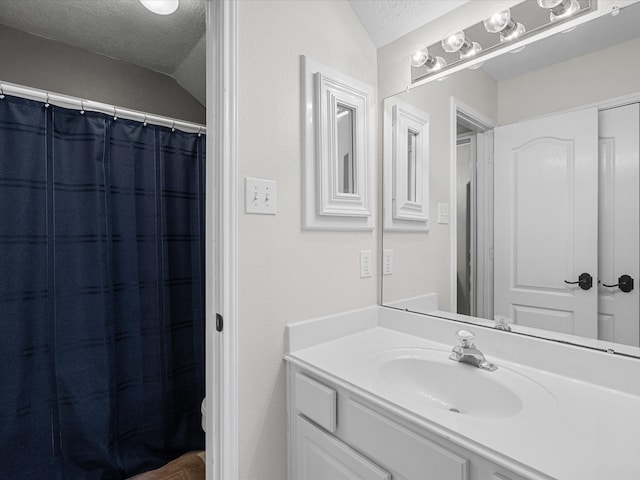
[207,1,238,480]
[449,98,496,315]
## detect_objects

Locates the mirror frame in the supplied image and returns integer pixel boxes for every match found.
[392,100,430,222]
[383,97,431,232]
[302,55,375,230]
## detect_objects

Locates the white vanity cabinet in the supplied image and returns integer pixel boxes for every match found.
[287,365,533,480]
[296,415,391,480]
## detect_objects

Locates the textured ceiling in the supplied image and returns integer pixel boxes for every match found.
[349,0,470,48]
[0,0,206,103]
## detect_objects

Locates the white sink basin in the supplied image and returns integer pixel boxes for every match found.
[375,348,554,418]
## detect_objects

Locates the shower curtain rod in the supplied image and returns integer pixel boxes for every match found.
[0,80,206,134]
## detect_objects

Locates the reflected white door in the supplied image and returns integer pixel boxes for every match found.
[598,104,640,346]
[494,108,599,337]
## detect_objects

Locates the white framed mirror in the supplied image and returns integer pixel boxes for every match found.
[302,55,375,230]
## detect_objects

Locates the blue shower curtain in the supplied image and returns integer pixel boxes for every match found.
[0,95,205,479]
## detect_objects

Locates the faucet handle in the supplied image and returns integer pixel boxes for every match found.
[454,329,475,348]
[494,315,512,331]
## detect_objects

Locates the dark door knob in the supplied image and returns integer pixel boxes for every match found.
[602,274,634,293]
[564,272,593,290]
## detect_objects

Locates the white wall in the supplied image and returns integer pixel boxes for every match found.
[236,1,377,478]
[498,36,640,124]
[0,24,205,124]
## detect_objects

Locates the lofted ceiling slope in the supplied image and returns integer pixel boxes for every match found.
[0,0,206,104]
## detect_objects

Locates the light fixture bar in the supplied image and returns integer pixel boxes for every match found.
[410,0,594,84]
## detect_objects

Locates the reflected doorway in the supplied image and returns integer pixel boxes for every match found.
[451,100,496,320]
[456,131,474,316]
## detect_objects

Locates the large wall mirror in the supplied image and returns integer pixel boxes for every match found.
[382,0,640,358]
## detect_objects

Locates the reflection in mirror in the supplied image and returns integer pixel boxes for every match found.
[337,103,355,194]
[456,134,474,317]
[407,130,418,202]
[382,1,640,356]
[383,97,430,231]
[411,0,594,84]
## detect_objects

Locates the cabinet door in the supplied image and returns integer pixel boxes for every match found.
[296,416,390,480]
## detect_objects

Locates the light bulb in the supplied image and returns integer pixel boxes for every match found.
[442,31,466,53]
[461,41,482,59]
[425,56,446,73]
[461,42,483,68]
[500,22,526,42]
[484,9,512,33]
[410,44,446,75]
[409,44,429,67]
[442,31,483,67]
[537,0,563,7]
[537,0,580,21]
[550,0,580,20]
[139,0,179,15]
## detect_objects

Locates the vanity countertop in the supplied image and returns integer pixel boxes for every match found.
[286,322,640,480]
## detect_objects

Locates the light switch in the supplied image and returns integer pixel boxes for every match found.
[245,177,277,215]
[383,249,393,275]
[360,250,372,278]
[437,202,449,224]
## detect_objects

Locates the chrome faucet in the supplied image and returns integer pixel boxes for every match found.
[449,330,497,371]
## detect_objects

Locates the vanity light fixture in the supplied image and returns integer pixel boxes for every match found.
[537,0,581,21]
[441,31,483,69]
[409,44,446,73]
[483,9,526,43]
[139,0,179,15]
[410,0,595,84]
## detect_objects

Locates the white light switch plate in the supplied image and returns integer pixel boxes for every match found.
[383,249,393,275]
[437,202,449,224]
[360,250,372,278]
[245,177,277,215]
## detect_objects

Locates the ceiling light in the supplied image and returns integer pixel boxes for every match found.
[409,44,430,68]
[537,0,581,21]
[139,0,179,15]
[409,44,446,73]
[483,9,526,42]
[441,31,483,68]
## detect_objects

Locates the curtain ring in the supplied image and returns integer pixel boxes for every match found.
[113,106,118,121]
[171,121,175,133]
[143,114,147,127]
[45,93,50,108]
[80,101,85,115]
[197,127,202,137]
[0,84,5,100]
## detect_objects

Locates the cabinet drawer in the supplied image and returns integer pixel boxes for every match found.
[295,372,337,432]
[297,415,391,480]
[345,399,469,480]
